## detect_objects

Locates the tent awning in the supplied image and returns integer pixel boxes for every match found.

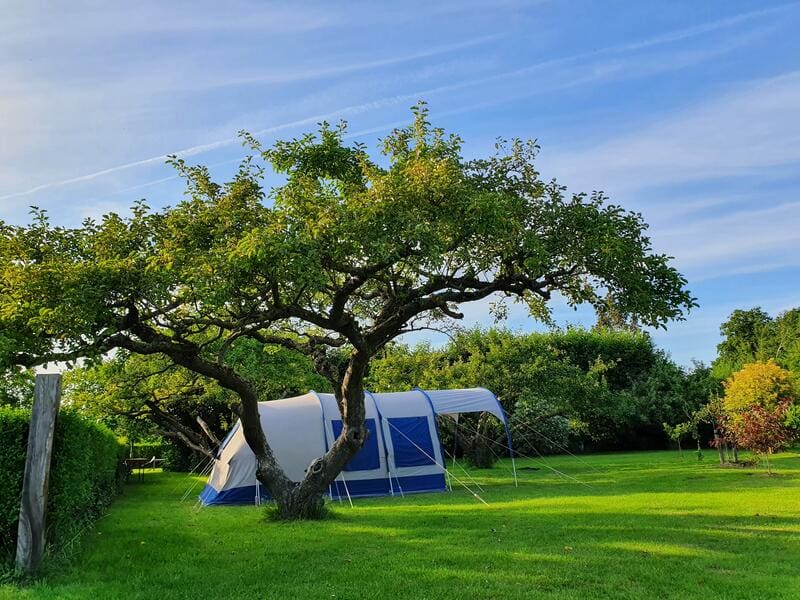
[419,387,506,424]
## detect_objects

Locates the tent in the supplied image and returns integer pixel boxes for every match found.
[199,387,515,506]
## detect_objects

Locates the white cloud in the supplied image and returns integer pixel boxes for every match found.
[532,70,800,280]
[541,71,800,195]
[651,201,800,278]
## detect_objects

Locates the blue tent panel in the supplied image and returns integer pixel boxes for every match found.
[396,473,447,493]
[331,418,381,471]
[329,477,391,498]
[330,474,445,498]
[388,416,437,467]
[199,483,268,505]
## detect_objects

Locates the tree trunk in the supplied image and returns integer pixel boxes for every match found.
[120,319,352,519]
[143,400,216,460]
[714,429,724,465]
[196,415,220,446]
[253,349,371,519]
[732,444,738,463]
[124,322,371,520]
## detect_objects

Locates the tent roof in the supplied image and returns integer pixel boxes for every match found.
[420,387,506,423]
[248,387,508,424]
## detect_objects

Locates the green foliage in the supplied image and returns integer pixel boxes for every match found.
[65,342,330,467]
[509,398,571,455]
[713,307,800,380]
[130,441,166,459]
[0,408,28,561]
[0,106,693,386]
[0,107,694,502]
[784,403,800,433]
[0,407,126,569]
[47,412,128,547]
[663,420,694,444]
[160,441,204,472]
[0,370,34,409]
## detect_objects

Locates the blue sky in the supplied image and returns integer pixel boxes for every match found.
[2,1,799,366]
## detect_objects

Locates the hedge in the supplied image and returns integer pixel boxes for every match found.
[131,441,166,460]
[0,407,127,569]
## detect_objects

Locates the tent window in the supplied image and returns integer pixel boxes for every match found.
[331,418,381,471]
[388,416,436,467]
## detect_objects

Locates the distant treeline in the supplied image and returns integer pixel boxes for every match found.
[2,326,723,469]
[367,327,716,455]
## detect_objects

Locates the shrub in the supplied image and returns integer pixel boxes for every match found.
[0,407,126,569]
[461,415,507,469]
[510,398,571,455]
[0,408,28,563]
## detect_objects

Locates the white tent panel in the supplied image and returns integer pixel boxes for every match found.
[260,393,328,482]
[201,393,327,504]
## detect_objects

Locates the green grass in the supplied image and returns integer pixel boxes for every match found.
[3,450,800,599]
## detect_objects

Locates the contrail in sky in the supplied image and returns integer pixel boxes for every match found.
[1,1,795,203]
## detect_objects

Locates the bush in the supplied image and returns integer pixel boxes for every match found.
[0,408,28,563]
[510,398,571,455]
[368,327,714,453]
[0,407,126,569]
[458,415,507,469]
[161,440,208,472]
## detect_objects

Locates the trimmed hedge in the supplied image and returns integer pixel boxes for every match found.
[0,407,127,568]
[0,408,28,564]
[131,441,166,460]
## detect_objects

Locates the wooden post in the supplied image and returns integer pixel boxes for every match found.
[15,373,62,574]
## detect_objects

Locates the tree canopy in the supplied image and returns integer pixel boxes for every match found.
[66,339,330,460]
[713,307,800,380]
[722,360,797,414]
[0,105,694,517]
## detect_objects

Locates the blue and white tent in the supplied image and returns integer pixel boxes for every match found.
[199,388,514,506]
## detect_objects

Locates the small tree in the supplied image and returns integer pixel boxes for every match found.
[723,361,797,473]
[731,401,793,474]
[703,396,737,465]
[663,420,704,459]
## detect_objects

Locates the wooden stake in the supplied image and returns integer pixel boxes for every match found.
[15,373,62,574]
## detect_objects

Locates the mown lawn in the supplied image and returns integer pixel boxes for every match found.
[3,450,800,599]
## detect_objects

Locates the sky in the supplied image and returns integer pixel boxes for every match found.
[2,0,799,367]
